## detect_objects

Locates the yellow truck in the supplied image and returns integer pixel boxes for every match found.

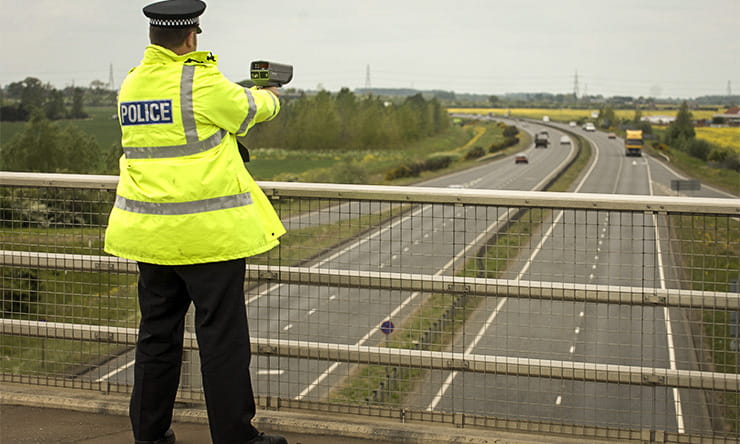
[625,130,643,157]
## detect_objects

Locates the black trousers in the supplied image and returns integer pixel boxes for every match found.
[131,258,259,444]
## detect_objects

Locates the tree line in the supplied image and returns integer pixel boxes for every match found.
[245,88,450,150]
[2,87,450,175]
[0,86,452,228]
[0,110,115,174]
[0,77,117,122]
[661,102,739,171]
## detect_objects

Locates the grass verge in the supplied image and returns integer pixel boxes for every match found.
[0,204,406,374]
[669,214,740,432]
[646,145,739,196]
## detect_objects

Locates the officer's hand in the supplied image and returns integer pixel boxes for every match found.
[262,86,279,97]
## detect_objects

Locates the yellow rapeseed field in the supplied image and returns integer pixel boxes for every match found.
[695,127,740,154]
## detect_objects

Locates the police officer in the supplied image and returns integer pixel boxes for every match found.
[104,1,287,443]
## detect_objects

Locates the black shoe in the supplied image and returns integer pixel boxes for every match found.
[135,428,175,444]
[246,432,288,444]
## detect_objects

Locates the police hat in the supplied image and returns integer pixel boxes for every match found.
[143,0,206,33]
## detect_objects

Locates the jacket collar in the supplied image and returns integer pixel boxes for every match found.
[142,45,218,66]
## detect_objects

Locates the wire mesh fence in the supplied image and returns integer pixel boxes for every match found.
[1,172,738,443]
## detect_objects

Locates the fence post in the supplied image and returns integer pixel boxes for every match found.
[730,280,739,351]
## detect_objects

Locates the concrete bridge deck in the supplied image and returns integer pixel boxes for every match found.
[1,384,602,444]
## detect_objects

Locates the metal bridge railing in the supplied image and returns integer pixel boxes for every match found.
[1,172,739,443]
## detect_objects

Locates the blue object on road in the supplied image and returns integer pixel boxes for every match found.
[380,320,395,335]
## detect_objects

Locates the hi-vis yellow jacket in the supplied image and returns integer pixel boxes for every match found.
[104,45,285,265]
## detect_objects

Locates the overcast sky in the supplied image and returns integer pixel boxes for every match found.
[2,0,738,98]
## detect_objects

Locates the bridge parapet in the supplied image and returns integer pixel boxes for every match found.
[1,172,738,443]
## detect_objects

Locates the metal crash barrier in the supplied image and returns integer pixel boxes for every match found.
[1,171,739,443]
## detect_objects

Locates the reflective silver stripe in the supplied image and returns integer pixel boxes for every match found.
[237,88,256,134]
[267,91,278,120]
[124,129,226,159]
[181,65,198,143]
[114,192,252,215]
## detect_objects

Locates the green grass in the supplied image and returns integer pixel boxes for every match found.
[75,107,121,149]
[1,225,139,374]
[648,129,739,196]
[0,106,121,150]
[0,337,126,376]
[669,214,740,432]
[648,145,739,196]
[0,120,25,146]
[383,123,531,186]
[259,124,476,184]
[329,291,473,406]
[0,205,405,375]
[1,224,138,374]
[2,225,107,255]
[2,269,138,323]
[247,157,338,181]
[548,133,592,192]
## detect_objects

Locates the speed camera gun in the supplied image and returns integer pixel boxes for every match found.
[250,61,293,87]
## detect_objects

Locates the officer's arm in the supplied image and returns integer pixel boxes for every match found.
[200,72,280,136]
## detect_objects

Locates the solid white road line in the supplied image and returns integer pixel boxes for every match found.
[646,160,685,434]
[95,358,135,383]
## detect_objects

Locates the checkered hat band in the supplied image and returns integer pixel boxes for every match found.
[150,17,199,27]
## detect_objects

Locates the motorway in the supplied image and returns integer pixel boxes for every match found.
[406,120,733,434]
[90,120,734,435]
[246,120,578,402]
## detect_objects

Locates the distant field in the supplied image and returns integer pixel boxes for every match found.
[247,153,343,181]
[695,127,740,153]
[0,106,121,150]
[448,107,722,122]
